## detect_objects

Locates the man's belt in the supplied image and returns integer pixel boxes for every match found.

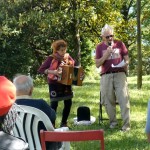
[101,71,125,76]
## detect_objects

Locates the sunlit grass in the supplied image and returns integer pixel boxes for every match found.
[33,75,150,149]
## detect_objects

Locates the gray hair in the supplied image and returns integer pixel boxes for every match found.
[13,75,33,93]
[101,24,113,36]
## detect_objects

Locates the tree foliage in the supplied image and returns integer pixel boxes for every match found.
[0,0,150,79]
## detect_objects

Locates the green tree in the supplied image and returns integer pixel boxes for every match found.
[0,0,150,81]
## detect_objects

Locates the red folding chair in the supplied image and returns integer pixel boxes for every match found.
[40,129,105,150]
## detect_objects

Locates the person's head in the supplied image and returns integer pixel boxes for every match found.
[0,76,16,123]
[51,40,67,57]
[101,24,114,45]
[13,75,33,96]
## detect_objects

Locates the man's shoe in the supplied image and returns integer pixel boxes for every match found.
[109,122,118,129]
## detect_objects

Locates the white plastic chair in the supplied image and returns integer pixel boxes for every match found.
[13,105,70,150]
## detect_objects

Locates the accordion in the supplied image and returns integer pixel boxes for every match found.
[57,65,84,86]
[72,66,84,86]
[57,65,74,85]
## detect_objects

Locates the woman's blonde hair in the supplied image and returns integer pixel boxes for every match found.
[51,40,67,54]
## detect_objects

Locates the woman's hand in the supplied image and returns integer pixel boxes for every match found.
[55,67,62,77]
[46,69,62,77]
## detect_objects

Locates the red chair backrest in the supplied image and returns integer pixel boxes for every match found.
[40,129,105,150]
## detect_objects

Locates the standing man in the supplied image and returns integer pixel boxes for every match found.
[95,24,130,131]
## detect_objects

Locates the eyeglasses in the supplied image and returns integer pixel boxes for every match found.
[105,35,114,39]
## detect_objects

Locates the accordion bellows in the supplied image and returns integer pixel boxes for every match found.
[57,66,84,86]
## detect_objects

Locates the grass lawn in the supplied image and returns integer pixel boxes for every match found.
[33,75,150,150]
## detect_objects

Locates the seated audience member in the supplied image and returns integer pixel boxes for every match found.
[13,74,61,149]
[0,76,29,149]
[145,100,150,142]
[13,74,56,126]
[0,76,17,134]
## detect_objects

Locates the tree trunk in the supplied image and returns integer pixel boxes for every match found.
[70,0,81,66]
[73,22,81,66]
[137,0,142,89]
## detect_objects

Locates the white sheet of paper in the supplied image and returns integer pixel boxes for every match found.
[111,60,125,68]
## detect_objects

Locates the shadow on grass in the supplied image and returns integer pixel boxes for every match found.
[34,76,150,150]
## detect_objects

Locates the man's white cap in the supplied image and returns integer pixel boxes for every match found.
[101,24,113,36]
